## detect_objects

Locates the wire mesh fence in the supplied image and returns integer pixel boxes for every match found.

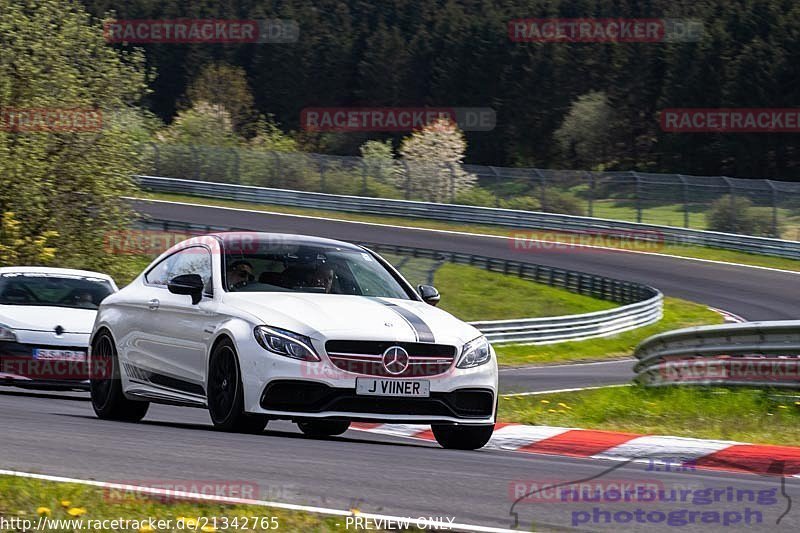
[144,143,800,239]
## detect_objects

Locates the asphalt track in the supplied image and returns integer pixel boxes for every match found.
[3,198,799,531]
[2,389,798,531]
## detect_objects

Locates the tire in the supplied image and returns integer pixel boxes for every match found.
[431,424,494,450]
[90,331,149,422]
[207,338,269,434]
[297,420,351,438]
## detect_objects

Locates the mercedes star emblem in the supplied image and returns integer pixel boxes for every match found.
[382,345,410,375]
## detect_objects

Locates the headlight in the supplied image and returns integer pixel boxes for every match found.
[457,336,491,368]
[0,324,17,342]
[254,326,320,362]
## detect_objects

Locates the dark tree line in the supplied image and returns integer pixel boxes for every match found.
[81,0,800,179]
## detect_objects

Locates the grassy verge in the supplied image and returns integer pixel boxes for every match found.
[136,192,800,272]
[494,297,723,366]
[433,264,614,322]
[498,386,800,446]
[0,475,407,532]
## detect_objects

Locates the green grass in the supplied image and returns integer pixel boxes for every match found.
[136,192,800,272]
[433,264,614,322]
[0,475,410,532]
[494,297,723,366]
[499,386,800,446]
[592,200,702,229]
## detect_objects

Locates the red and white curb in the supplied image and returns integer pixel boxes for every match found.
[351,423,800,478]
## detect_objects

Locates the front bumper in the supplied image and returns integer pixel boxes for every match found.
[0,340,91,390]
[259,380,495,424]
[238,335,498,425]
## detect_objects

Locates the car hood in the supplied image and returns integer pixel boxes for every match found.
[222,292,481,346]
[0,305,97,334]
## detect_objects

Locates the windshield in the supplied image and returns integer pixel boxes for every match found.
[0,273,114,310]
[222,240,410,300]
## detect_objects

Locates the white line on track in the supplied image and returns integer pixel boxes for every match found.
[0,469,517,533]
[130,197,800,275]
[501,384,631,397]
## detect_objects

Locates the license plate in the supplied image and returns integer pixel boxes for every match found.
[356,378,430,397]
[32,349,86,362]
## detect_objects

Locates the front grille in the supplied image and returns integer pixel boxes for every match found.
[260,380,494,419]
[325,340,457,378]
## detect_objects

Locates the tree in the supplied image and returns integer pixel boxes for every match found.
[155,101,239,181]
[0,213,58,265]
[186,63,256,136]
[707,195,777,236]
[249,116,298,153]
[399,118,477,202]
[359,139,397,186]
[554,91,615,169]
[157,101,237,146]
[0,0,147,271]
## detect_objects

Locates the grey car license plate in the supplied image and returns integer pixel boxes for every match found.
[356,377,430,397]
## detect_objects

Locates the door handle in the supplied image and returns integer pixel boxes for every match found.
[148,298,160,310]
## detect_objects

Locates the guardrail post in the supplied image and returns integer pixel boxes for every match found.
[402,160,411,200]
[319,159,327,193]
[633,171,642,223]
[534,169,547,210]
[149,142,160,175]
[270,152,281,188]
[587,172,595,217]
[678,174,689,228]
[361,160,368,196]
[448,163,456,203]
[767,180,779,237]
[489,166,501,207]
[231,147,240,183]
[722,176,738,231]
[190,144,200,180]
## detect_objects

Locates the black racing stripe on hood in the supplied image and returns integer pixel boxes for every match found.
[377,299,435,343]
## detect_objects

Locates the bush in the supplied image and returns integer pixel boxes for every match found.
[707,195,778,236]
[454,187,499,207]
[500,196,541,211]
[541,189,585,216]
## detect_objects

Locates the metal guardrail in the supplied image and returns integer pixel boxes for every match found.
[137,176,800,260]
[633,321,800,388]
[138,219,663,345]
[145,143,800,237]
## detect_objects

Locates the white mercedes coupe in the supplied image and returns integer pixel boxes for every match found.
[0,267,117,390]
[89,232,498,449]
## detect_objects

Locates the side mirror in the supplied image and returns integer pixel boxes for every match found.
[168,274,204,305]
[418,285,440,306]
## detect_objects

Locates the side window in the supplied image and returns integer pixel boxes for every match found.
[168,247,213,294]
[144,255,175,286]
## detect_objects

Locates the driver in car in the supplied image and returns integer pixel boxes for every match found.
[227,260,254,290]
[73,291,95,308]
[310,264,335,293]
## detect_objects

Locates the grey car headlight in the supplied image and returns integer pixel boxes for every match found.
[457,336,492,369]
[254,326,320,362]
[0,324,17,342]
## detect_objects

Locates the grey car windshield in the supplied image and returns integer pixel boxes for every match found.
[222,241,410,299]
[0,273,114,310]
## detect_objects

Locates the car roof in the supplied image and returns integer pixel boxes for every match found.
[0,266,115,281]
[210,232,365,252]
